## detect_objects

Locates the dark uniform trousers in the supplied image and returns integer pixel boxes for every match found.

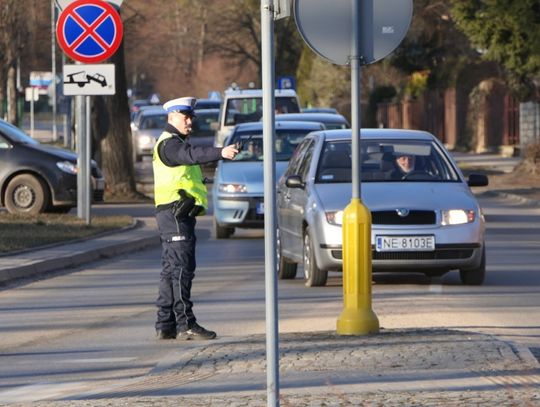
[155,208,197,333]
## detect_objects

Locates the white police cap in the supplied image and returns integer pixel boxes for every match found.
[163,97,197,115]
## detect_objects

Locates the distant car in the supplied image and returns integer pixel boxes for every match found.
[277,129,488,287]
[212,121,324,238]
[189,108,220,148]
[302,107,339,115]
[0,119,105,215]
[195,98,221,110]
[214,88,301,147]
[130,106,167,162]
[275,112,350,130]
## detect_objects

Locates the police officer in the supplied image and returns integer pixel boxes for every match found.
[153,96,238,340]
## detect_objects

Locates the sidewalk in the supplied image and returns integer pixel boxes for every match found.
[9,330,540,406]
[0,217,159,286]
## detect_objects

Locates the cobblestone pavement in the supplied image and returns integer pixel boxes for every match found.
[5,329,538,406]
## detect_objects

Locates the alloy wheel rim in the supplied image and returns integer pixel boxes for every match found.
[13,185,35,209]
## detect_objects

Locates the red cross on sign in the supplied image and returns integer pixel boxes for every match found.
[56,0,123,63]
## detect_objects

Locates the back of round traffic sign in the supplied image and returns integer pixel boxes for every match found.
[56,0,123,63]
[294,0,412,66]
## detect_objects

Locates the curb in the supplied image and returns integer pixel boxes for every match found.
[0,222,160,286]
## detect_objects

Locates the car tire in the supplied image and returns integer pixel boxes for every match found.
[277,229,297,279]
[4,174,50,215]
[303,227,328,287]
[214,218,234,239]
[459,248,486,285]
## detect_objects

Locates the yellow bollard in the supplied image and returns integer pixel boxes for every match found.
[337,198,379,335]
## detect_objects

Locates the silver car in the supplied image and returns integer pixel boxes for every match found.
[277,129,488,287]
[130,106,167,162]
[212,121,325,238]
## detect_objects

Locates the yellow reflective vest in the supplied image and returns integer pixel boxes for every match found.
[152,131,208,213]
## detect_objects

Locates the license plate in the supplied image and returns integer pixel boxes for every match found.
[256,201,264,215]
[375,235,435,252]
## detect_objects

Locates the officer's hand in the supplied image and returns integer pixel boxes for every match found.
[221,144,239,160]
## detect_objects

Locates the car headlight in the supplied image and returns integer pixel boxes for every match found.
[139,135,154,147]
[218,183,247,193]
[441,209,475,225]
[326,210,343,226]
[56,161,78,175]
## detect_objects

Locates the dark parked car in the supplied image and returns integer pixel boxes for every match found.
[0,119,105,215]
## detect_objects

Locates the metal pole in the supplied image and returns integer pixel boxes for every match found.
[30,92,35,138]
[351,0,361,199]
[84,95,91,224]
[51,0,58,142]
[261,1,279,405]
[76,95,84,219]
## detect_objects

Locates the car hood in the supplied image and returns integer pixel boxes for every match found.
[216,161,289,192]
[314,182,479,212]
[24,142,77,162]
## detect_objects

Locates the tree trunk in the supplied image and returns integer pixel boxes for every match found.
[99,39,137,197]
[6,64,17,124]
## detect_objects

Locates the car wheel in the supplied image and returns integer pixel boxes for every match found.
[459,248,486,285]
[214,218,234,239]
[4,174,50,215]
[277,229,297,279]
[303,227,328,287]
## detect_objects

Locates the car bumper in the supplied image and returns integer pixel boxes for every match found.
[213,196,264,228]
[313,220,485,272]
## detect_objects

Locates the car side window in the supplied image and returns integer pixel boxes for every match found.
[285,138,313,177]
[298,143,315,181]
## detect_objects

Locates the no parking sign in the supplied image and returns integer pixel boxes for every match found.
[56,0,123,63]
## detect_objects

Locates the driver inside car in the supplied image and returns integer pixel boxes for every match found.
[386,153,416,180]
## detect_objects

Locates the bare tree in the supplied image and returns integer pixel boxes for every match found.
[0,0,32,123]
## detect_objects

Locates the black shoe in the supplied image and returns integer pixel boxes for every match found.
[156,329,177,340]
[177,323,217,341]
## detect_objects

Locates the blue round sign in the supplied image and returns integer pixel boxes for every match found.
[56,0,123,63]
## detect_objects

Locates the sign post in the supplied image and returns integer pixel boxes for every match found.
[294,0,412,335]
[56,0,123,224]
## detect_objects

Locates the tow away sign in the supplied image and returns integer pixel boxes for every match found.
[62,64,115,95]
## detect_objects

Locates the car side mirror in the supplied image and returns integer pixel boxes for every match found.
[467,173,489,187]
[285,175,305,189]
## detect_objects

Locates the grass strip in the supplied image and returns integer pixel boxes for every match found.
[0,213,133,254]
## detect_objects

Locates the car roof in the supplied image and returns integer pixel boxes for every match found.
[309,128,437,141]
[224,88,298,97]
[234,121,324,132]
[194,108,220,114]
[139,106,166,115]
[275,112,348,123]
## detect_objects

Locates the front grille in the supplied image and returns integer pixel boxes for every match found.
[373,249,473,260]
[330,248,474,260]
[372,210,436,225]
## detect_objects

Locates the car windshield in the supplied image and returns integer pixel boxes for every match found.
[140,114,167,130]
[225,96,300,126]
[316,139,460,183]
[230,130,308,162]
[192,110,219,135]
[0,120,39,145]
